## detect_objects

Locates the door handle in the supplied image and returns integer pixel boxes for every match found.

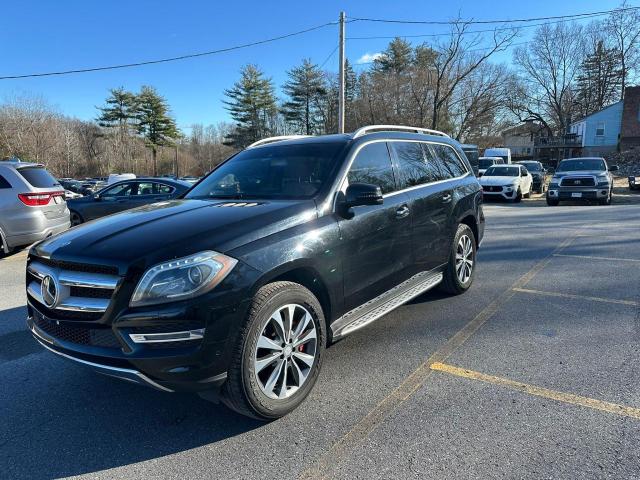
[395,205,410,218]
[442,194,452,203]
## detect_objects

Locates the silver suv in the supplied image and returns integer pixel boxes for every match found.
[0,161,70,254]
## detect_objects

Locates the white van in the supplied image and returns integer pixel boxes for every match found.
[483,148,512,164]
[107,173,136,185]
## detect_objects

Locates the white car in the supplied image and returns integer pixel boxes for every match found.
[479,164,533,202]
[478,156,504,177]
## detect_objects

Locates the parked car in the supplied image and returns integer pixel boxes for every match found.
[460,144,479,176]
[26,125,484,419]
[67,177,190,225]
[478,156,504,177]
[479,164,533,202]
[629,175,639,191]
[0,161,69,254]
[107,173,136,185]
[483,147,512,164]
[546,157,618,206]
[515,160,548,193]
[179,176,201,184]
[63,189,83,200]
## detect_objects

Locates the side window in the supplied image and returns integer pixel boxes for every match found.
[431,144,468,178]
[102,182,135,197]
[391,142,440,188]
[347,142,396,194]
[0,174,11,189]
[154,183,175,194]
[136,182,155,195]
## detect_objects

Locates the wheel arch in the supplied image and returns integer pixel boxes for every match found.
[458,213,479,249]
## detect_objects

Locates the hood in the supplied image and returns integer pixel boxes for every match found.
[33,199,317,270]
[552,170,604,178]
[479,176,519,186]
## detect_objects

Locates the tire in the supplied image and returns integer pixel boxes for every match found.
[598,188,613,205]
[439,224,476,295]
[513,188,522,203]
[222,281,326,420]
[70,210,84,226]
[524,188,531,199]
[546,197,559,206]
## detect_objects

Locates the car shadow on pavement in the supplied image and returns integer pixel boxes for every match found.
[0,306,262,480]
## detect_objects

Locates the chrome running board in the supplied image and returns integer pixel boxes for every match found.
[331,270,443,340]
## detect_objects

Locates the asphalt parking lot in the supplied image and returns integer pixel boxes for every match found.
[1,202,639,479]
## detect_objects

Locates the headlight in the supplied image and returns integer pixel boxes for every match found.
[130,251,237,307]
[504,185,514,191]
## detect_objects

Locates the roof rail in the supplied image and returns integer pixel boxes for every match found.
[351,125,450,139]
[247,135,312,148]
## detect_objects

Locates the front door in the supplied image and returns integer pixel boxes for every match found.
[337,141,413,312]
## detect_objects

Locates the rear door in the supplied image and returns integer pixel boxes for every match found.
[88,181,137,219]
[337,141,413,312]
[389,141,452,272]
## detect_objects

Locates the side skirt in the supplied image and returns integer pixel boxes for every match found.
[331,270,443,340]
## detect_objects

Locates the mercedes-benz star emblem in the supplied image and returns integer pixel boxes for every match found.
[41,274,59,308]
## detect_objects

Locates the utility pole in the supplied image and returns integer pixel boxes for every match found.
[174,144,179,178]
[338,11,346,134]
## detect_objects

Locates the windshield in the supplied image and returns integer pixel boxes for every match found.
[557,159,606,172]
[484,166,520,177]
[518,162,542,171]
[186,142,345,200]
[478,159,495,168]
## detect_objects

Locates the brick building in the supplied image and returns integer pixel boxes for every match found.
[620,86,640,150]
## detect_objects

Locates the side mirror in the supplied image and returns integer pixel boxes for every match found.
[345,183,383,208]
[93,193,101,201]
[610,165,619,172]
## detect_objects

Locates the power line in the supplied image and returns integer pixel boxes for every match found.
[0,21,337,80]
[348,6,639,26]
[347,12,616,40]
[320,45,339,69]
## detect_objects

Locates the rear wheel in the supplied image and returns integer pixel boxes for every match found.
[70,210,84,226]
[222,281,325,420]
[440,224,476,295]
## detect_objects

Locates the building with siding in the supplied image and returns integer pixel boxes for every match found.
[570,101,623,156]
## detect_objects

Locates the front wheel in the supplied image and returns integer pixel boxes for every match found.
[546,197,559,206]
[513,188,522,203]
[439,224,476,295]
[222,281,326,420]
[598,188,613,205]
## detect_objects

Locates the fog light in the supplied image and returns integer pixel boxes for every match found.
[129,329,205,343]
[601,190,608,195]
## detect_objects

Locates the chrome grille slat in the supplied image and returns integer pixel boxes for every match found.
[28,261,118,289]
[27,281,111,313]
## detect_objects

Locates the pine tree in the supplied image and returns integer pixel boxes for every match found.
[134,86,179,176]
[281,59,327,135]
[96,87,136,129]
[373,38,413,73]
[576,40,622,117]
[223,65,277,147]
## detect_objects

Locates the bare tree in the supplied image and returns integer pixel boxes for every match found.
[605,1,640,98]
[511,22,586,134]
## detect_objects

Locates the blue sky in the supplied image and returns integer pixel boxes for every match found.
[0,0,626,129]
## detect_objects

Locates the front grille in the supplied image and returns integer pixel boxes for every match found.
[34,314,121,348]
[482,186,502,192]
[561,177,595,187]
[27,256,121,320]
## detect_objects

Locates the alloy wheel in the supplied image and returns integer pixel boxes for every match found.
[253,303,317,400]
[455,234,474,284]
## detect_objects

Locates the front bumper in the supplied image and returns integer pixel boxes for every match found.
[547,186,610,200]
[481,186,518,200]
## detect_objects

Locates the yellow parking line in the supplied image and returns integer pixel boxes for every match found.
[298,232,582,480]
[431,362,640,420]
[553,253,640,263]
[513,287,639,307]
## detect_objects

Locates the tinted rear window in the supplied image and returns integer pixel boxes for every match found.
[17,167,60,188]
[392,142,440,188]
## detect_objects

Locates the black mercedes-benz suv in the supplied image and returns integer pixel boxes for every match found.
[26,125,484,419]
